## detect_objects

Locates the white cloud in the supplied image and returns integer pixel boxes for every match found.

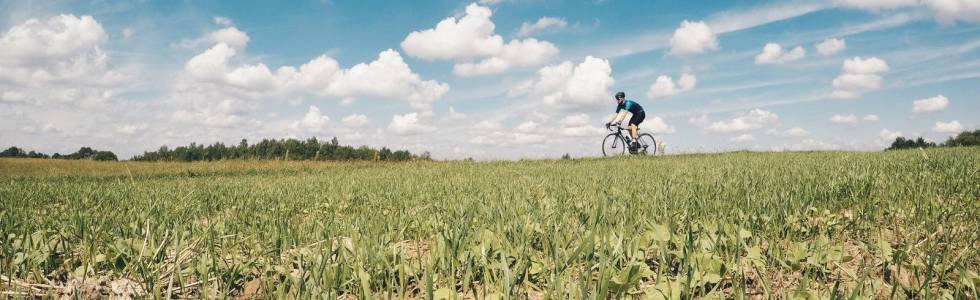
[515,120,539,132]
[755,43,806,64]
[517,17,568,37]
[401,4,502,60]
[0,14,125,106]
[560,113,590,127]
[643,116,676,134]
[342,114,369,127]
[453,38,559,76]
[925,0,980,24]
[832,57,889,98]
[731,134,755,142]
[117,123,149,135]
[647,73,696,99]
[863,114,879,121]
[208,27,249,50]
[879,128,903,141]
[688,114,710,126]
[912,94,949,112]
[560,125,605,137]
[388,112,434,134]
[705,109,779,133]
[830,114,858,124]
[446,106,467,120]
[816,38,846,55]
[772,127,809,137]
[837,0,980,24]
[511,56,615,107]
[291,105,330,132]
[669,20,718,56]
[184,42,448,110]
[213,16,234,26]
[934,120,963,133]
[402,3,558,76]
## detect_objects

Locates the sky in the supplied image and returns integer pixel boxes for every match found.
[0,0,977,160]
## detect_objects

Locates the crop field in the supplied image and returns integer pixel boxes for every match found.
[1,149,978,299]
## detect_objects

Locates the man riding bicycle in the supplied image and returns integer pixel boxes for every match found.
[605,91,645,152]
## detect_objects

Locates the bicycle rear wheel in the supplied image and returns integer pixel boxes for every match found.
[636,133,657,155]
[602,134,626,156]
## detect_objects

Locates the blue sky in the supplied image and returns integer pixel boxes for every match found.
[0,0,977,159]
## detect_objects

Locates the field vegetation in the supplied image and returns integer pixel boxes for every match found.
[1,148,978,299]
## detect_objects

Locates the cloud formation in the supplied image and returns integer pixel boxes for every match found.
[669,20,718,56]
[832,57,889,98]
[517,17,568,37]
[816,38,846,55]
[509,56,615,108]
[755,43,806,64]
[912,94,949,112]
[401,3,558,76]
[647,73,696,99]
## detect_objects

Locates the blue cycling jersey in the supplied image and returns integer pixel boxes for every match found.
[616,100,644,114]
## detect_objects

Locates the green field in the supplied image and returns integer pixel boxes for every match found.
[1,149,978,299]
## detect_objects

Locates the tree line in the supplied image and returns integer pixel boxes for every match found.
[131,137,427,162]
[0,146,118,161]
[887,129,980,150]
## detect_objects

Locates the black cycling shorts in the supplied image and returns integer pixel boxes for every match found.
[628,110,646,126]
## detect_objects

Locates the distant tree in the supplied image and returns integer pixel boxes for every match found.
[130,137,425,162]
[943,129,980,147]
[93,151,118,161]
[887,137,936,150]
[1,146,26,157]
[562,153,572,160]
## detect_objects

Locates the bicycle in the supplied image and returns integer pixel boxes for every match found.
[602,124,657,156]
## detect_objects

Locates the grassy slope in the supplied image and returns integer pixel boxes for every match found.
[1,149,978,298]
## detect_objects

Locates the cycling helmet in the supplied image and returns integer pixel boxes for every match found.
[615,92,625,99]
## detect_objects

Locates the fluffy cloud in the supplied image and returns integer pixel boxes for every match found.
[400,4,502,60]
[912,94,949,112]
[669,20,718,56]
[517,17,568,37]
[342,114,369,127]
[731,134,755,142]
[829,113,879,124]
[208,27,249,50]
[705,109,779,133]
[772,127,810,137]
[879,128,903,141]
[647,73,696,99]
[0,14,126,107]
[453,38,559,76]
[755,43,806,64]
[291,105,330,133]
[510,56,615,107]
[934,120,963,133]
[401,3,558,76]
[644,116,676,134]
[388,112,434,134]
[830,114,858,124]
[184,41,448,109]
[832,57,889,99]
[816,38,846,56]
[926,0,980,24]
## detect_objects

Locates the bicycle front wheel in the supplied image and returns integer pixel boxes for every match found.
[602,134,627,156]
[636,133,657,155]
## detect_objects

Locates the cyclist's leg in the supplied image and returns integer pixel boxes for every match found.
[628,111,645,139]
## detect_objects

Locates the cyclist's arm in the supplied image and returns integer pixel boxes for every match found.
[611,112,629,123]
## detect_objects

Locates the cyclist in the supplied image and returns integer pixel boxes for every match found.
[605,91,645,152]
